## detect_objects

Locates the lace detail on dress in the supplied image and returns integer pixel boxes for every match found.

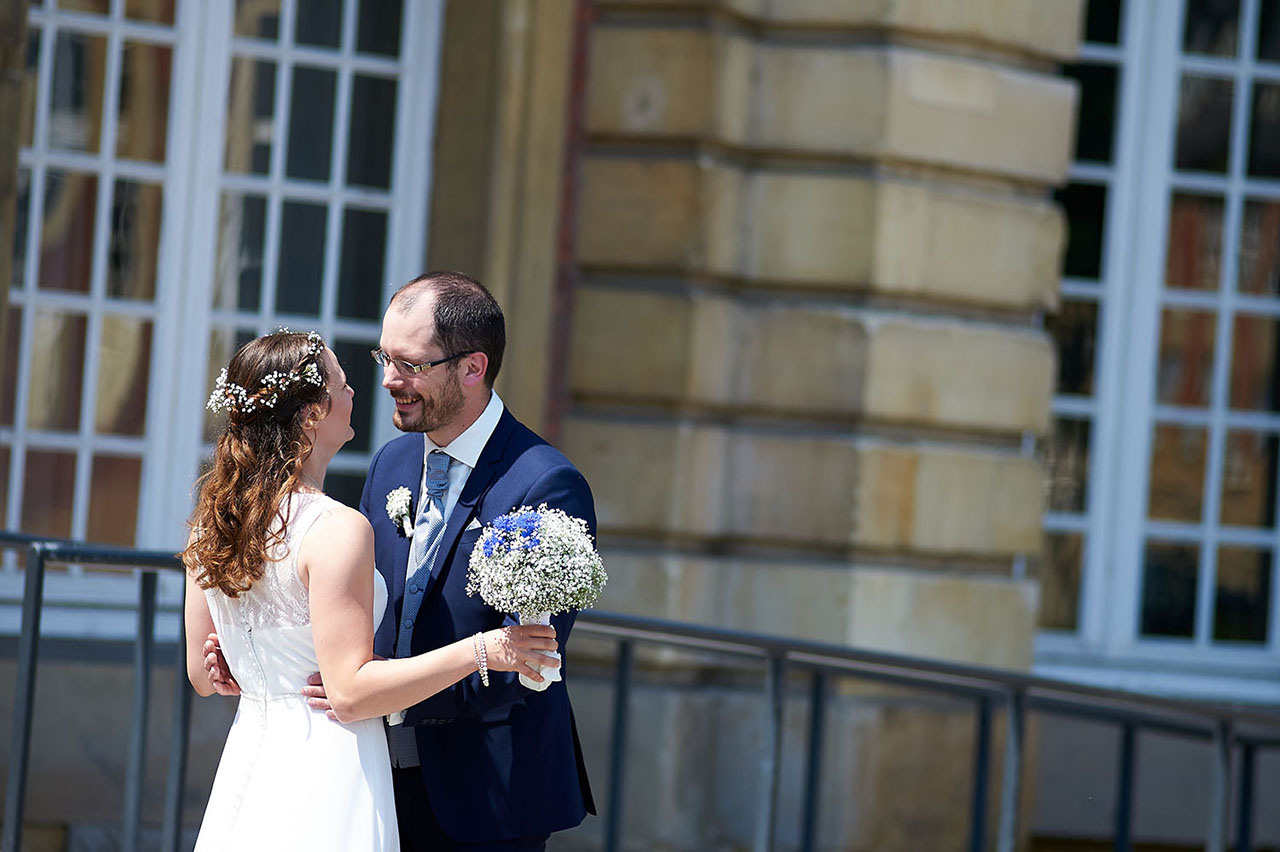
[205,493,330,631]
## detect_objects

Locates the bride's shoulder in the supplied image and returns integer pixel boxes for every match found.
[299,501,373,561]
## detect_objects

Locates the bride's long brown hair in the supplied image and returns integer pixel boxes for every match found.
[182,331,331,597]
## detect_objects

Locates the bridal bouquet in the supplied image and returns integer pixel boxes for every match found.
[466,504,606,690]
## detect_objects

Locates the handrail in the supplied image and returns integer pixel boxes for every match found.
[3,531,1279,852]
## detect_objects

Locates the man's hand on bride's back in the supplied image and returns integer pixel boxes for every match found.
[303,654,386,721]
[485,624,560,683]
[203,633,241,696]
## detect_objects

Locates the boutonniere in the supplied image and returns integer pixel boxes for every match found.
[385,487,413,536]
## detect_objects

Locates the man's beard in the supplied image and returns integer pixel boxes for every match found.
[392,370,466,433]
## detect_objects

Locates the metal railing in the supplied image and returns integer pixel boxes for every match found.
[3,531,1280,852]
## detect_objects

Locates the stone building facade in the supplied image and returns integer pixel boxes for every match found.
[4,0,1280,850]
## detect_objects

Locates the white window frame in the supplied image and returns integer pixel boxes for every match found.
[1037,0,1280,703]
[1,0,445,640]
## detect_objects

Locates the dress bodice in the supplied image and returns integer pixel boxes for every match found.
[203,492,387,699]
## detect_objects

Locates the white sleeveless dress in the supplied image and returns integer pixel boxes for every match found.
[194,492,397,851]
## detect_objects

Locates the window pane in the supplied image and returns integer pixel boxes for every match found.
[1063,63,1118,164]
[1,308,18,427]
[116,41,171,163]
[277,201,327,315]
[224,58,276,175]
[1221,430,1279,526]
[1175,76,1233,173]
[357,0,402,57]
[1239,200,1280,296]
[1156,309,1216,407]
[1042,418,1091,513]
[60,0,110,13]
[213,193,267,311]
[1214,547,1271,642]
[347,75,396,188]
[1166,193,1224,291]
[1046,300,1097,395]
[286,66,336,182]
[296,0,343,47]
[22,450,76,537]
[108,180,163,301]
[1055,183,1107,279]
[332,338,376,454]
[13,168,28,288]
[235,0,281,39]
[0,445,9,525]
[39,170,98,294]
[50,32,106,154]
[87,454,141,546]
[338,208,386,320]
[95,315,152,436]
[1084,0,1122,44]
[1230,314,1280,411]
[27,311,87,432]
[1148,424,1208,522]
[1039,532,1082,631]
[125,0,176,25]
[1183,0,1240,56]
[1248,83,1280,178]
[326,470,366,510]
[21,31,38,149]
[1141,542,1199,637]
[1260,0,1280,60]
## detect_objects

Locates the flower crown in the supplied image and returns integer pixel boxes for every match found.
[207,330,325,416]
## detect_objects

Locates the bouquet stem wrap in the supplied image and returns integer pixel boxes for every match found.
[518,611,561,692]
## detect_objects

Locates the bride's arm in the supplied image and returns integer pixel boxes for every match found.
[303,506,556,723]
[183,571,220,697]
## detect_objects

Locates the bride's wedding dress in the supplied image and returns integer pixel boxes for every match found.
[194,492,397,850]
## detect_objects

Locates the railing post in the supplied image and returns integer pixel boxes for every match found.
[162,597,193,852]
[995,689,1025,852]
[1114,722,1136,852]
[3,543,48,852]
[755,654,786,852]
[123,570,158,850]
[1207,719,1233,852]
[604,639,634,852]
[1235,739,1255,852]
[969,696,992,852]
[799,669,826,852]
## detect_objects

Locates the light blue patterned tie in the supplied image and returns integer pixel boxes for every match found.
[395,450,451,659]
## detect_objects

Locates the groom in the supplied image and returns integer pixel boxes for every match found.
[209,271,596,850]
[356,271,596,849]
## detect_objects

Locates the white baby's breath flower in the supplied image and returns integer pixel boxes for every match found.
[385,486,413,535]
[466,504,606,616]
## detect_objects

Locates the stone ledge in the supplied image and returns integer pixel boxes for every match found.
[562,417,1046,556]
[587,30,1078,181]
[579,158,1065,311]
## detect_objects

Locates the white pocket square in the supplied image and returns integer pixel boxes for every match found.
[465,518,482,532]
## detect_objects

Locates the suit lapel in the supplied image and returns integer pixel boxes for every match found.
[386,438,425,616]
[417,410,516,600]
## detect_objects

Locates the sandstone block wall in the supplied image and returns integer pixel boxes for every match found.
[558,0,1081,847]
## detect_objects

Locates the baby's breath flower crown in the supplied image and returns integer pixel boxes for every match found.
[206,329,325,417]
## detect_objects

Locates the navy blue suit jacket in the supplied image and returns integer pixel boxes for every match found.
[359,408,596,842]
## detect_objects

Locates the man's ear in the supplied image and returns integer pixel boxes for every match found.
[460,352,489,387]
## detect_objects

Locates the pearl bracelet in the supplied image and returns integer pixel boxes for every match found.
[472,632,490,687]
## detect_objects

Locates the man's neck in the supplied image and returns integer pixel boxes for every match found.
[426,392,490,448]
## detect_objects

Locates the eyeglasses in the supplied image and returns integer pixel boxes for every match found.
[370,348,473,375]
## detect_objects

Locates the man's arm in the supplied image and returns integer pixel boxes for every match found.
[402,463,596,725]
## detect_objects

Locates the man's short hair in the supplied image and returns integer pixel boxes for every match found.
[391,271,505,387]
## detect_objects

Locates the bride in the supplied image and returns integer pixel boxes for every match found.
[180,330,558,850]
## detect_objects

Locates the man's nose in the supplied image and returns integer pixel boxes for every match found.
[380,363,400,390]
